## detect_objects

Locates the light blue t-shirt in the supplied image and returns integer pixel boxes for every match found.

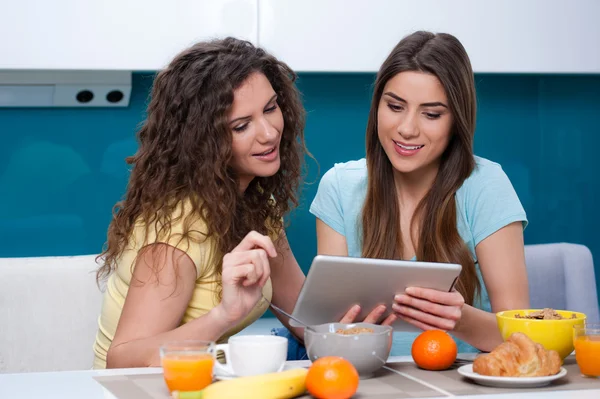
[309,156,528,355]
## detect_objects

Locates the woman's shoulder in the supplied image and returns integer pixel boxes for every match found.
[111,198,219,282]
[470,156,505,178]
[333,158,368,174]
[459,156,511,193]
[131,198,209,240]
[320,158,368,188]
[456,156,527,243]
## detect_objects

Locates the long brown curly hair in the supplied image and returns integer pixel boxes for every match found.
[362,31,480,305]
[96,37,307,287]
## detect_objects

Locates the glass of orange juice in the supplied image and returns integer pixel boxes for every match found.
[574,323,600,378]
[160,340,215,392]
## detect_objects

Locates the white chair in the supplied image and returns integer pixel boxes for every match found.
[525,243,600,323]
[0,252,281,373]
[0,255,103,373]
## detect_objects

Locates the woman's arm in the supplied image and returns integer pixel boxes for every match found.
[316,218,349,256]
[106,244,233,368]
[453,221,530,351]
[393,222,529,352]
[107,232,276,368]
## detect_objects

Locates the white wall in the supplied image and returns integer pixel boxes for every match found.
[0,0,258,70]
[1,0,598,73]
[258,0,600,73]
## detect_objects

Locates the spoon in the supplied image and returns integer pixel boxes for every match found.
[262,294,317,333]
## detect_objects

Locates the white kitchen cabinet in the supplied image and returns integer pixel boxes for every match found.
[0,0,257,70]
[258,0,600,73]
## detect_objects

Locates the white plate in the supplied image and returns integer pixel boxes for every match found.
[213,369,236,381]
[457,364,567,388]
[214,364,303,381]
[456,352,482,362]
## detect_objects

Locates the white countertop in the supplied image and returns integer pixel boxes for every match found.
[0,356,598,399]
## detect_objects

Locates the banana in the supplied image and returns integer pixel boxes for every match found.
[172,367,308,399]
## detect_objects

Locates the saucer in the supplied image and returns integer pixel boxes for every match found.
[457,364,568,388]
[214,364,302,380]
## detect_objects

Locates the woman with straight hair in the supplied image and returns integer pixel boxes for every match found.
[310,31,530,354]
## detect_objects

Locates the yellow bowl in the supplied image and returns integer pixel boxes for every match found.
[496,309,586,359]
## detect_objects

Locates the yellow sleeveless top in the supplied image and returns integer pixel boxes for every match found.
[92,200,273,369]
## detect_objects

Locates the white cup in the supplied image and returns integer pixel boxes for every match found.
[213,335,288,377]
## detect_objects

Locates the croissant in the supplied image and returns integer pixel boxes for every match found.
[473,332,562,377]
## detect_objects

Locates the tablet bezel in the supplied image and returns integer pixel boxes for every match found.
[289,255,462,332]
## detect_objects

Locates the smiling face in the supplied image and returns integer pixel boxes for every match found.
[228,72,284,191]
[377,71,454,179]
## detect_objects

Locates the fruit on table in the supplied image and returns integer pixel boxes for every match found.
[171,367,308,399]
[411,330,457,371]
[306,356,359,399]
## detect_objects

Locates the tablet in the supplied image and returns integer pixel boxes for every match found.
[290,255,462,332]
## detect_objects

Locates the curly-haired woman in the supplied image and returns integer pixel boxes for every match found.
[91,37,316,369]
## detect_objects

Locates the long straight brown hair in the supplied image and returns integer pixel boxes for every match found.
[362,31,480,305]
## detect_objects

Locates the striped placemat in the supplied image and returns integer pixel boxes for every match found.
[94,357,600,399]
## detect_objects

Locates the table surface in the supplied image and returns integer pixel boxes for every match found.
[1,356,598,399]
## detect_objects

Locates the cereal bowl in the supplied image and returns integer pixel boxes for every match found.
[304,322,393,379]
[496,309,586,359]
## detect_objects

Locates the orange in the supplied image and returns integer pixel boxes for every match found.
[306,356,359,399]
[411,330,457,371]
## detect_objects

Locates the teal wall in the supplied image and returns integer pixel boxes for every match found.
[1,73,599,305]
